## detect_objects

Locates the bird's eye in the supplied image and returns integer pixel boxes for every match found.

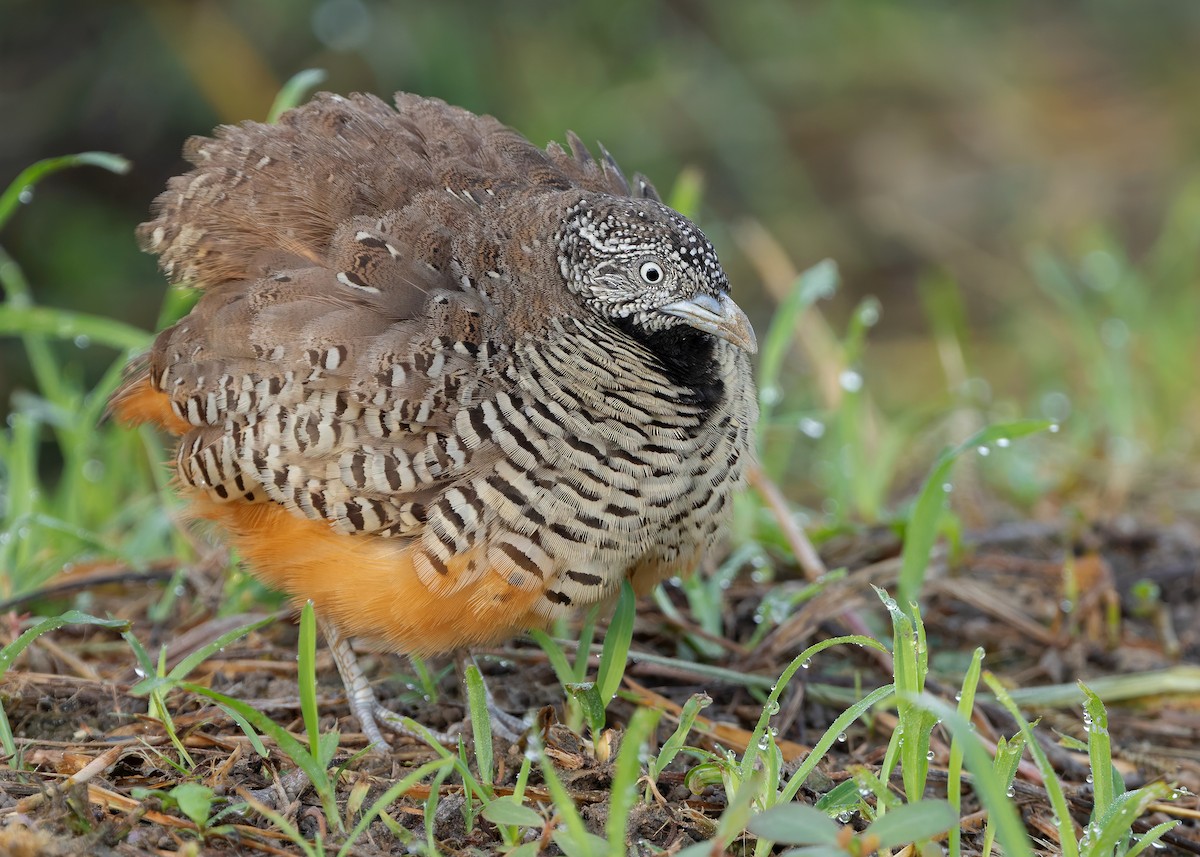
[639,261,664,284]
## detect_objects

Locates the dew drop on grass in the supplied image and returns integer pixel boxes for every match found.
[801,659,811,670]
[760,386,782,406]
[1049,423,1061,433]
[82,459,105,482]
[74,334,91,349]
[838,370,863,393]
[926,750,935,761]
[977,445,990,456]
[837,732,847,743]
[798,417,825,438]
[1006,786,1015,798]
[18,187,33,204]
[996,437,1010,448]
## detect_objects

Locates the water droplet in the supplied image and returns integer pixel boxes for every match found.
[837,812,852,823]
[837,732,847,743]
[942,482,953,493]
[18,187,33,204]
[1006,786,1015,798]
[1049,423,1061,433]
[1085,774,1093,784]
[858,299,881,327]
[173,585,186,597]
[766,701,780,716]
[1099,317,1130,350]
[760,386,782,406]
[926,750,935,761]
[838,370,863,393]
[81,458,104,482]
[954,692,963,702]
[977,445,991,456]
[134,667,146,678]
[995,437,1010,448]
[801,659,812,670]
[798,417,825,438]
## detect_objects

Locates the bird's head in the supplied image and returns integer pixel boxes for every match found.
[555,196,756,354]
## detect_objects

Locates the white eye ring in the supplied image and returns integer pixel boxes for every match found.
[639,261,664,284]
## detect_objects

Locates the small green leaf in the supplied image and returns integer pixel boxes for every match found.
[866,799,958,848]
[595,579,635,706]
[747,803,841,846]
[170,782,214,828]
[814,779,865,815]
[481,796,543,828]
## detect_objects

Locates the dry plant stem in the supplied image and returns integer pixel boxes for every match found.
[748,465,892,672]
[747,464,826,582]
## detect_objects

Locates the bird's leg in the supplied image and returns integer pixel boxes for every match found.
[454,651,530,743]
[323,623,455,748]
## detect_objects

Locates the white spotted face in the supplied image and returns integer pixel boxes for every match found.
[555,195,756,353]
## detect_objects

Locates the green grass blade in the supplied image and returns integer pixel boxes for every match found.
[0,304,151,352]
[336,758,454,857]
[0,611,129,678]
[596,579,635,707]
[740,635,884,783]
[757,259,838,425]
[131,614,276,694]
[297,602,322,761]
[267,69,328,122]
[983,673,1078,857]
[465,663,494,789]
[0,152,130,232]
[910,693,1035,857]
[649,691,711,781]
[779,683,895,803]
[606,706,661,849]
[898,420,1053,606]
[945,648,984,854]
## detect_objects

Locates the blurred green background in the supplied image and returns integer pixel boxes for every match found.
[3,0,1199,520]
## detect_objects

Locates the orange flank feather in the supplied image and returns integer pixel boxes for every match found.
[110,377,192,436]
[189,495,550,656]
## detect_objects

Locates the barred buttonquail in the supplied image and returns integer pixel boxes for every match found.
[114,92,758,744]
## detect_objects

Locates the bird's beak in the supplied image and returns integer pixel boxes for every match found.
[659,292,758,354]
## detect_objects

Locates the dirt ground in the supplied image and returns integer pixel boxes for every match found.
[1,516,1197,855]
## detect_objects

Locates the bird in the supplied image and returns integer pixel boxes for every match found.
[112,92,759,747]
